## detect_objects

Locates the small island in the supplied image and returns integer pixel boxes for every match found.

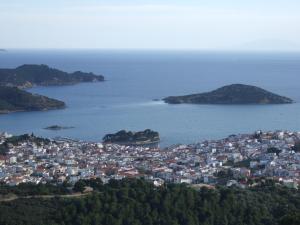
[103,129,160,145]
[44,125,75,130]
[163,84,293,105]
[0,64,104,88]
[0,86,65,114]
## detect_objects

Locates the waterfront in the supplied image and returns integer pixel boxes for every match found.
[1,50,300,146]
[0,130,299,188]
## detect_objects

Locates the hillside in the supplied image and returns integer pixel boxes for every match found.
[0,179,299,225]
[0,86,65,114]
[163,84,293,104]
[0,64,104,88]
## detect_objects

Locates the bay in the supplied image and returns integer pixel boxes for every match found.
[0,49,300,146]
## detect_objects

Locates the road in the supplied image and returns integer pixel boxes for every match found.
[0,192,93,202]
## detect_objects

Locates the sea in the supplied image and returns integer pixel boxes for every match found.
[1,49,300,147]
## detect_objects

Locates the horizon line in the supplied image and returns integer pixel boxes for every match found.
[2,48,300,53]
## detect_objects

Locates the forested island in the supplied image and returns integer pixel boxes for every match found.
[0,64,104,88]
[0,86,65,114]
[103,129,160,145]
[0,178,299,225]
[44,125,75,130]
[163,84,293,105]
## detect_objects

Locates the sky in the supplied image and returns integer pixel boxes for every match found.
[1,0,300,50]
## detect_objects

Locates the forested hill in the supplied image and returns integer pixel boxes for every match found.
[103,129,160,145]
[164,84,293,104]
[0,178,299,225]
[0,86,65,114]
[0,64,104,88]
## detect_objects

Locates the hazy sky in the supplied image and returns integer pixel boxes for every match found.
[1,0,300,50]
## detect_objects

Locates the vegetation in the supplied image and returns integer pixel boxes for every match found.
[0,134,51,155]
[267,147,282,155]
[73,178,103,193]
[0,178,299,225]
[0,182,70,196]
[44,125,75,130]
[0,64,104,88]
[163,84,293,104]
[103,129,160,145]
[0,144,9,155]
[233,159,251,168]
[292,140,300,152]
[0,86,65,113]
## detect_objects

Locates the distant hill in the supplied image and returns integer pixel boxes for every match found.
[0,86,65,114]
[0,64,104,88]
[163,84,293,105]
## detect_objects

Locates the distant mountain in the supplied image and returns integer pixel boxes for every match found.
[0,64,104,88]
[103,129,160,145]
[240,39,300,51]
[163,84,293,105]
[0,86,65,114]
[0,49,6,52]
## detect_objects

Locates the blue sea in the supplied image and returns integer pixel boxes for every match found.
[1,49,300,146]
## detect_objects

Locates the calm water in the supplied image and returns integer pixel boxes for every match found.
[1,49,300,146]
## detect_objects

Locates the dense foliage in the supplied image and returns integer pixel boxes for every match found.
[0,134,51,155]
[0,86,65,112]
[292,140,300,152]
[0,144,9,155]
[6,133,50,145]
[0,64,104,87]
[0,179,299,225]
[103,129,160,144]
[267,147,282,155]
[0,182,70,196]
[163,84,293,104]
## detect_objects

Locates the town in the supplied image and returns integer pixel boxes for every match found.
[0,130,299,189]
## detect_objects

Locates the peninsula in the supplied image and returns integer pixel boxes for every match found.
[0,86,65,114]
[103,129,160,145]
[163,84,293,105]
[0,64,104,88]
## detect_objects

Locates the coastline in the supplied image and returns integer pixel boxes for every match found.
[1,51,300,147]
[0,105,66,115]
[104,139,160,146]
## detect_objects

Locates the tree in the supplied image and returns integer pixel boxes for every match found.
[267,147,282,156]
[279,211,300,225]
[73,180,86,193]
[292,140,300,152]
